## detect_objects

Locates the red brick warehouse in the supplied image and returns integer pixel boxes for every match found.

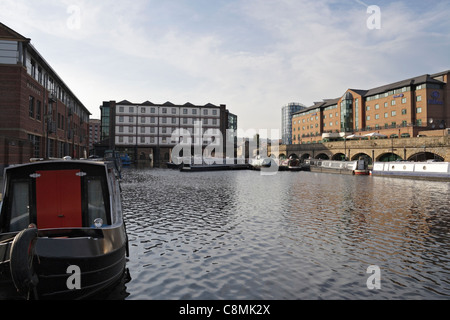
[0,23,91,172]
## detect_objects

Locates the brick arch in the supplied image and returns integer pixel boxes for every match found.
[351,152,373,164]
[376,152,402,161]
[316,153,330,160]
[300,153,312,160]
[407,151,445,161]
[332,152,345,160]
[427,150,446,160]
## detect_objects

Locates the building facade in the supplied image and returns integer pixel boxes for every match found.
[281,102,306,145]
[88,119,101,152]
[292,71,450,144]
[0,23,90,172]
[97,100,237,166]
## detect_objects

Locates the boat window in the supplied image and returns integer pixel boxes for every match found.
[87,178,108,227]
[9,180,30,232]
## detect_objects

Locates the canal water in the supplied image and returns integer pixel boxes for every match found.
[118,168,450,300]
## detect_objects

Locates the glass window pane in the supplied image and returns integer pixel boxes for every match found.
[87,178,107,227]
[10,181,30,231]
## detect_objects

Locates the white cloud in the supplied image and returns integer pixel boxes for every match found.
[1,0,449,137]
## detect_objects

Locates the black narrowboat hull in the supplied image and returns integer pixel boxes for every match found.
[35,246,127,300]
[0,160,129,299]
[0,227,128,300]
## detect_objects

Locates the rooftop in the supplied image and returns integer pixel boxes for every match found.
[0,22,90,116]
[293,70,449,116]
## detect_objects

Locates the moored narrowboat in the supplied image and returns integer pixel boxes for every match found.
[0,159,129,300]
[305,159,369,175]
[371,161,450,181]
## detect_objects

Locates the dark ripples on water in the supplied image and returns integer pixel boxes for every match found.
[120,169,450,300]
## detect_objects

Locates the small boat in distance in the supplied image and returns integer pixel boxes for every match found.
[179,156,251,172]
[0,158,129,300]
[250,155,272,170]
[305,159,369,175]
[120,153,132,167]
[278,157,308,172]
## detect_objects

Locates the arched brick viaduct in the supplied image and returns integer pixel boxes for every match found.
[269,136,450,162]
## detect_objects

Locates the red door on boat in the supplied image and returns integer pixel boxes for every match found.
[35,170,82,229]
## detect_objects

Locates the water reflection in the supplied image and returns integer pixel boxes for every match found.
[118,169,450,300]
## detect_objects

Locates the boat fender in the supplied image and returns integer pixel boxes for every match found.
[9,227,39,298]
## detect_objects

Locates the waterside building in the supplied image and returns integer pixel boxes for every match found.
[292,70,450,144]
[97,100,237,167]
[0,23,90,172]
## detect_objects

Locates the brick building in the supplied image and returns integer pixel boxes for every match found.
[0,23,90,172]
[292,70,450,144]
[96,100,237,167]
[88,119,101,152]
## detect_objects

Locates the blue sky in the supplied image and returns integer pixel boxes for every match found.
[1,0,449,138]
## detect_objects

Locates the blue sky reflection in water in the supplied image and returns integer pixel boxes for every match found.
[120,169,450,300]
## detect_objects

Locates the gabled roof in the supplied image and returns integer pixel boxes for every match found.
[364,74,444,97]
[0,22,29,42]
[162,101,175,106]
[348,89,368,96]
[431,70,450,78]
[322,98,340,106]
[294,101,327,114]
[117,100,133,105]
[294,71,449,117]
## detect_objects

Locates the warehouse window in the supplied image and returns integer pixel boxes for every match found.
[29,96,35,118]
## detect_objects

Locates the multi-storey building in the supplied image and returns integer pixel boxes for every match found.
[0,23,90,171]
[88,119,101,152]
[97,100,237,166]
[292,70,450,144]
[281,102,306,145]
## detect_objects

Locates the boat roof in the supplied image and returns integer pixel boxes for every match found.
[3,159,113,174]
